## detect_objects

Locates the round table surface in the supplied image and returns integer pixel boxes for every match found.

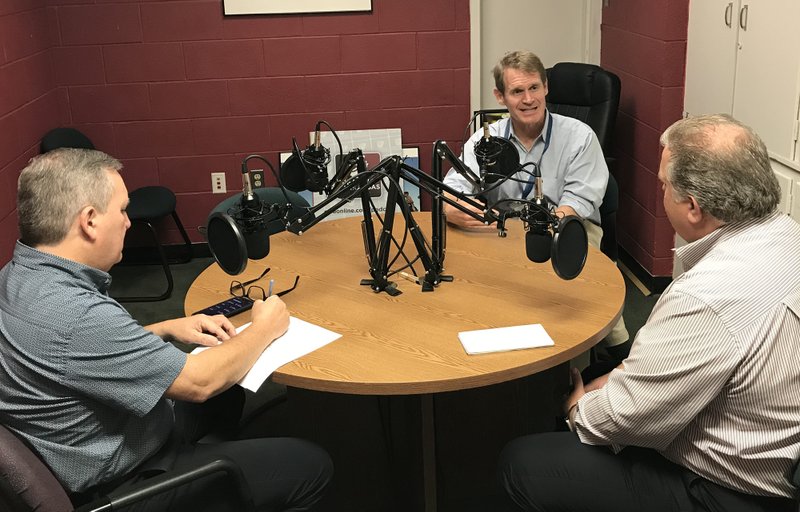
[184,213,625,395]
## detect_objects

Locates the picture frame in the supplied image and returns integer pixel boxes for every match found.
[223,0,372,16]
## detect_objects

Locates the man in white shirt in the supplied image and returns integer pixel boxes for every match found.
[444,49,628,358]
[498,114,800,512]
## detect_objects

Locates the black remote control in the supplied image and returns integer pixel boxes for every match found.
[193,296,254,318]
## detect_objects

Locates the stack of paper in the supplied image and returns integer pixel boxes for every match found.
[458,324,554,355]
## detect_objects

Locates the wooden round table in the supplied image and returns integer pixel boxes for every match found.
[185,213,625,511]
[185,213,624,393]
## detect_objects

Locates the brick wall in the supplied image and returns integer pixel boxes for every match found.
[601,0,689,278]
[0,0,471,263]
[0,1,58,262]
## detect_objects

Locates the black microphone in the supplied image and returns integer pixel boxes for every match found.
[519,174,588,279]
[279,124,331,193]
[207,157,292,275]
[524,197,553,263]
[473,122,519,186]
[235,164,271,260]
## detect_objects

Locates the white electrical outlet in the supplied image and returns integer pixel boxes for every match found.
[211,172,226,194]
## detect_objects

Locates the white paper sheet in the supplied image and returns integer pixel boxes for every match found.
[191,316,341,392]
[458,324,554,355]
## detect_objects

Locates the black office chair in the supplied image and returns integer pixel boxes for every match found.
[545,62,622,261]
[0,424,255,512]
[40,127,193,302]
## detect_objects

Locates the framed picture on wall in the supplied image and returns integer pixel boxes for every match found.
[223,0,372,15]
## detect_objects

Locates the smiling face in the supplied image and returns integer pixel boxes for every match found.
[494,68,549,140]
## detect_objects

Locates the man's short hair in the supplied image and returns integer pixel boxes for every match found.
[660,114,780,223]
[18,148,123,246]
[493,50,547,94]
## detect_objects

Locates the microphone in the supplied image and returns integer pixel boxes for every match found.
[519,180,588,279]
[236,163,272,260]
[279,123,331,193]
[473,122,519,186]
[207,157,293,275]
[525,205,553,263]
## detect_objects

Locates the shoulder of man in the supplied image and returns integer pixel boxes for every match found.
[550,112,594,134]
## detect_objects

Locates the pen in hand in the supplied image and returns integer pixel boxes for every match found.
[268,279,274,298]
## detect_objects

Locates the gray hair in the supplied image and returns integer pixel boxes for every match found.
[660,114,780,223]
[492,50,547,94]
[18,148,123,246]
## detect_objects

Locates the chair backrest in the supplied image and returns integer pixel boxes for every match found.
[0,424,73,512]
[545,62,621,153]
[40,127,95,154]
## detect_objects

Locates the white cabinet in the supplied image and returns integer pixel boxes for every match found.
[684,0,740,116]
[684,0,800,163]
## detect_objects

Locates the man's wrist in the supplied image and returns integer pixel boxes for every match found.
[566,402,579,432]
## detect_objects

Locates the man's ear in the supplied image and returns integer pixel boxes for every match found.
[77,205,99,241]
[686,195,704,225]
[493,88,505,106]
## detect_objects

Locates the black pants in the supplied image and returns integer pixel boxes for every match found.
[497,431,795,512]
[75,388,333,511]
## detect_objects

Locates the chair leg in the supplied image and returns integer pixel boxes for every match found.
[171,211,193,264]
[114,220,174,303]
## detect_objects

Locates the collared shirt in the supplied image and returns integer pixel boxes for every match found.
[574,212,800,498]
[0,242,186,492]
[442,112,608,224]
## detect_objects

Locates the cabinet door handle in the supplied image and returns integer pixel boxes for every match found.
[739,4,748,30]
[724,2,733,27]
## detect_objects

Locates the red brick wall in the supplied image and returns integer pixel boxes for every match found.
[0,1,58,263]
[601,0,689,277]
[0,0,470,263]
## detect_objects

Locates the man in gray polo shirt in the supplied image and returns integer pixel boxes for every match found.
[0,148,332,510]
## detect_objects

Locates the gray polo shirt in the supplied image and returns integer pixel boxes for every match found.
[0,242,187,492]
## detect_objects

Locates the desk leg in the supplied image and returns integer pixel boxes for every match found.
[421,393,437,512]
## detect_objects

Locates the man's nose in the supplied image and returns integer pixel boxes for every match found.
[522,90,535,103]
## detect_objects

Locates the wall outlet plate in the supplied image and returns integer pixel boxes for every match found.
[211,172,227,193]
[250,169,265,188]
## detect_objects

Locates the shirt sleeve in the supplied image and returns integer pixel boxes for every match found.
[557,128,608,220]
[64,297,187,418]
[574,289,741,449]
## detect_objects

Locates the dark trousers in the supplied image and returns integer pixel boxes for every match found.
[498,431,796,512]
[74,388,333,511]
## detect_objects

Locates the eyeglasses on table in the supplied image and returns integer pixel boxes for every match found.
[229,268,300,301]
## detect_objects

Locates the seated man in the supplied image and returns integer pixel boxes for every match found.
[498,114,800,512]
[443,49,628,358]
[0,148,332,511]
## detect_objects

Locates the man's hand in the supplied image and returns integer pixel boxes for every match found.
[443,196,496,231]
[249,296,290,343]
[564,367,586,416]
[148,315,237,347]
[555,205,579,220]
[584,373,611,392]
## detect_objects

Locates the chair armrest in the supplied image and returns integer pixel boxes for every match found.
[75,458,255,512]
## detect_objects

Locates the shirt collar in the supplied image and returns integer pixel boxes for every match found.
[675,212,776,271]
[505,109,551,150]
[13,241,113,293]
